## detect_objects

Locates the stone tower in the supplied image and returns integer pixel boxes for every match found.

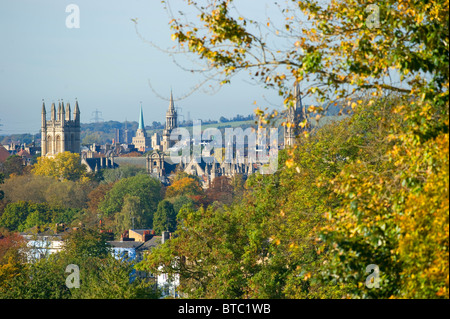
[41,99,81,157]
[284,83,306,148]
[162,90,178,152]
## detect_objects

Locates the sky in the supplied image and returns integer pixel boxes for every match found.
[0,0,287,135]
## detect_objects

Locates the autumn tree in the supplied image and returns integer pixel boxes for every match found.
[205,175,233,205]
[136,0,448,299]
[0,228,27,265]
[32,152,89,182]
[165,176,204,199]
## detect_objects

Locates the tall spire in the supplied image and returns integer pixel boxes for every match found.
[169,90,175,113]
[138,102,145,130]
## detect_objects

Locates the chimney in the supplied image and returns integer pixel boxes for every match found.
[162,231,170,244]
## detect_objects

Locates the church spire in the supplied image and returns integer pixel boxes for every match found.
[169,90,175,113]
[138,102,145,130]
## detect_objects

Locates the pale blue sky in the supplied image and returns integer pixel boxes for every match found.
[0,0,289,135]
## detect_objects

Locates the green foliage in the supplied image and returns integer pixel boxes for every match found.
[0,201,80,232]
[0,227,158,299]
[0,155,24,178]
[0,255,71,299]
[101,164,146,184]
[152,200,177,234]
[98,174,162,228]
[166,195,195,215]
[114,195,144,233]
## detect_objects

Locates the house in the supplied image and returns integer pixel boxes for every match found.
[107,229,179,298]
[20,231,65,262]
[0,144,10,164]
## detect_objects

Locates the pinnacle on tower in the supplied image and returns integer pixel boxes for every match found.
[41,99,46,126]
[66,102,71,121]
[58,100,62,121]
[61,100,65,123]
[51,102,56,121]
[74,98,80,123]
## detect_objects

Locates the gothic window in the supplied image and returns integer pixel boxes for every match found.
[47,135,52,154]
[56,135,61,153]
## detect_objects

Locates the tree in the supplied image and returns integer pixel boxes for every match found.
[60,227,157,299]
[167,195,195,215]
[0,254,70,299]
[165,176,204,199]
[205,175,233,205]
[87,182,115,214]
[32,152,89,182]
[0,155,23,178]
[114,195,144,233]
[0,201,79,232]
[98,174,162,228]
[150,0,449,299]
[153,200,177,234]
[0,201,31,231]
[0,226,158,299]
[101,164,146,184]
[0,228,27,265]
[1,174,55,204]
[0,172,4,201]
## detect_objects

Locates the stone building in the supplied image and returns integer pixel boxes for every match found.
[40,99,81,157]
[132,103,151,152]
